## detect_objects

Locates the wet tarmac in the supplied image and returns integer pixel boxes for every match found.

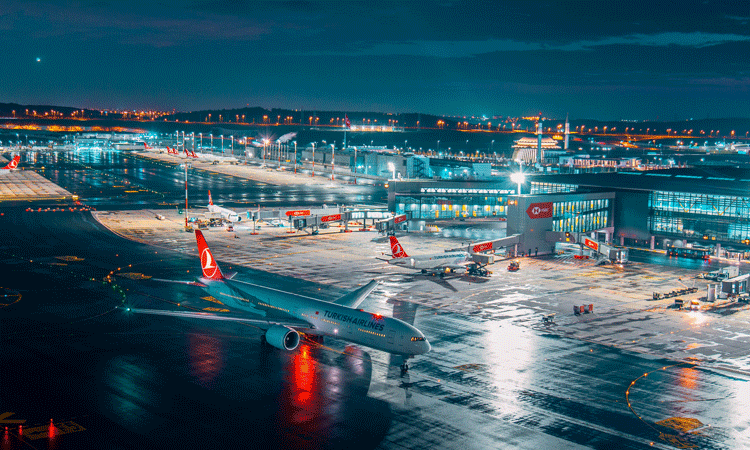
[1,151,749,449]
[18,149,385,209]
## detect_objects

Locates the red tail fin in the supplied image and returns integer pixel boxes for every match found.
[184,148,189,156]
[195,230,224,280]
[166,146,173,154]
[208,190,213,205]
[2,155,19,170]
[190,150,197,158]
[143,142,151,150]
[389,236,408,258]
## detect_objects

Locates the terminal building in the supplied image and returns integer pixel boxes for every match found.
[389,167,750,258]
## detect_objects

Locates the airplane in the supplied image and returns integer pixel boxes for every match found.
[123,230,430,355]
[165,146,179,155]
[207,190,242,222]
[382,236,490,277]
[0,155,20,175]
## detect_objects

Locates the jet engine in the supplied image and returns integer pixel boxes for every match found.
[265,325,300,351]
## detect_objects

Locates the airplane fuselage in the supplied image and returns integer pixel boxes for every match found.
[200,277,430,355]
[388,252,469,271]
[208,204,241,222]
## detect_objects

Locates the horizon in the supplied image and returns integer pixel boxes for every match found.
[2,1,749,120]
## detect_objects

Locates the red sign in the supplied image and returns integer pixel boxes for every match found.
[321,214,342,223]
[472,242,494,253]
[584,238,599,251]
[285,209,311,217]
[526,202,553,219]
[394,214,407,224]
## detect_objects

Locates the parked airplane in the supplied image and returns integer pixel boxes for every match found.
[208,190,242,222]
[383,236,488,277]
[0,155,20,174]
[124,230,430,355]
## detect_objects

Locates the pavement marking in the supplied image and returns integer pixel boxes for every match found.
[22,421,86,440]
[0,412,25,424]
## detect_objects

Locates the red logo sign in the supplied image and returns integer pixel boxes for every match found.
[321,214,341,223]
[584,238,599,251]
[394,214,407,224]
[285,210,311,217]
[472,242,493,253]
[200,248,219,279]
[526,202,553,219]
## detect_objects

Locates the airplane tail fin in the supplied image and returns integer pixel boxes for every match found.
[208,190,213,205]
[184,148,189,156]
[195,230,224,280]
[389,236,409,258]
[143,142,151,150]
[2,155,19,170]
[190,150,197,158]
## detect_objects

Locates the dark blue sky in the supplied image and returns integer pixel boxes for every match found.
[3,1,749,120]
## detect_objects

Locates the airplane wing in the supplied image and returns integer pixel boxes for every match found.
[332,280,379,309]
[151,278,207,287]
[121,306,312,329]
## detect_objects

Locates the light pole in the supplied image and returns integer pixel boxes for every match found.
[263,139,269,166]
[311,142,315,176]
[353,146,357,184]
[230,135,233,155]
[437,140,440,155]
[220,135,224,155]
[510,170,525,195]
[331,143,335,180]
[183,163,191,229]
[199,133,202,152]
[210,134,213,152]
[293,141,297,174]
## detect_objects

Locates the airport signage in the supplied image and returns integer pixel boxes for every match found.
[472,241,494,253]
[526,202,553,219]
[321,214,342,223]
[394,214,407,224]
[584,238,599,251]
[285,209,311,217]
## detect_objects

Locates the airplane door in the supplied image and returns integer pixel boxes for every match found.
[387,329,395,345]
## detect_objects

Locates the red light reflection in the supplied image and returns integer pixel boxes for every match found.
[188,333,225,387]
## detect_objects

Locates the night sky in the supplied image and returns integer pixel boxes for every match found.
[3,1,749,120]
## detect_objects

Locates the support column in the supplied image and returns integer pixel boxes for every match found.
[650,235,655,250]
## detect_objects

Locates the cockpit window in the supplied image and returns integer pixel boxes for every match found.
[410,336,425,342]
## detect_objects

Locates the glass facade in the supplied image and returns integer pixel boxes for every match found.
[551,199,610,233]
[649,191,750,243]
[395,187,515,219]
[531,182,578,194]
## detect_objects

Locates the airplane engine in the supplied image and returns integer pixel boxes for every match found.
[265,325,300,351]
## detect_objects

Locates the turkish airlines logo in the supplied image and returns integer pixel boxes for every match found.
[473,242,493,253]
[526,202,553,219]
[8,159,17,169]
[392,243,404,256]
[201,248,219,278]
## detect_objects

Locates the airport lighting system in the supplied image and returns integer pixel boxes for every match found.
[331,143,335,180]
[510,172,525,195]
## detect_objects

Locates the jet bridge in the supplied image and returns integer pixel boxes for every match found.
[449,234,522,262]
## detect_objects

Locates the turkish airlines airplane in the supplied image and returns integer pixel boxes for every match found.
[0,155,20,175]
[207,190,242,222]
[383,236,478,277]
[125,230,430,355]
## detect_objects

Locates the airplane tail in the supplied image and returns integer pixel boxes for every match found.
[195,230,224,280]
[184,148,189,156]
[166,146,173,154]
[2,155,19,170]
[389,236,409,258]
[190,150,197,158]
[143,142,151,150]
[208,190,213,205]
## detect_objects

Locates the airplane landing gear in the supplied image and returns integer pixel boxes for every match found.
[400,362,409,377]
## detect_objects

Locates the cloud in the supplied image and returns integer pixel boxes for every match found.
[299,32,750,58]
